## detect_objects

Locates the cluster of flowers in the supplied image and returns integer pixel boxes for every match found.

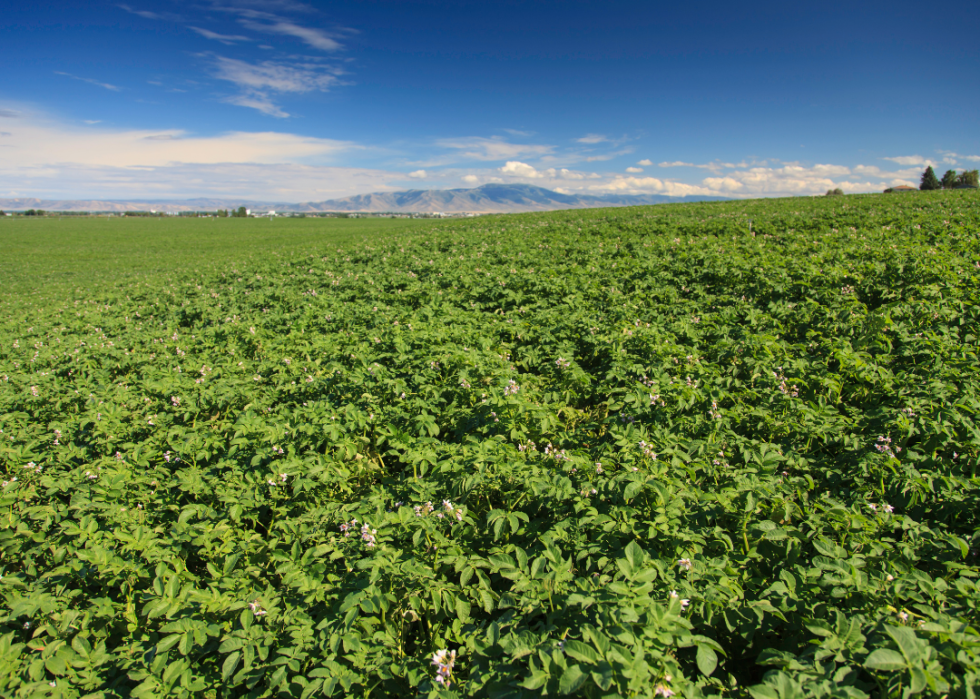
[902,407,916,417]
[84,470,98,480]
[247,599,267,617]
[555,357,571,370]
[619,413,637,425]
[414,500,465,522]
[543,443,570,461]
[360,523,378,547]
[650,393,666,407]
[431,649,456,687]
[677,558,693,571]
[171,396,181,407]
[339,518,378,546]
[668,590,690,610]
[2,477,17,488]
[517,441,537,453]
[504,379,520,396]
[712,450,731,467]
[868,502,895,514]
[653,679,676,697]
[841,285,855,294]
[459,378,471,389]
[267,473,288,487]
[30,386,39,397]
[708,400,721,419]
[639,441,658,460]
[773,368,799,397]
[875,436,900,459]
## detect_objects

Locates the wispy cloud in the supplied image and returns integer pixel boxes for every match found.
[503,128,534,137]
[118,4,182,21]
[54,72,121,92]
[625,166,643,173]
[207,54,344,116]
[0,110,21,118]
[637,159,652,166]
[407,170,427,179]
[190,26,253,44]
[576,134,609,144]
[238,19,343,51]
[433,137,554,163]
[883,155,936,167]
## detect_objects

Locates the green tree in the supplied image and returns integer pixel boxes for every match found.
[919,166,941,191]
[955,169,979,188]
[232,206,248,218]
[941,170,957,189]
[825,188,844,196]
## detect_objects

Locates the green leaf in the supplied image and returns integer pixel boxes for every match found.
[563,640,599,665]
[697,644,718,676]
[559,664,587,695]
[864,649,907,671]
[222,651,241,682]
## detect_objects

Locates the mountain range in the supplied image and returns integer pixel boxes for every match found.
[0,184,728,215]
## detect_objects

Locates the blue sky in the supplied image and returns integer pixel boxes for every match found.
[2,0,979,201]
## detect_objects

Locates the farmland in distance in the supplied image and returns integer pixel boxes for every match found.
[1,192,979,698]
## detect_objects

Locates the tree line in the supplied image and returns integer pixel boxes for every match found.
[920,167,979,190]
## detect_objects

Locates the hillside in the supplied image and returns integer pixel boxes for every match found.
[0,183,726,214]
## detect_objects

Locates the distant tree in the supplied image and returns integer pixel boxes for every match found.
[232,206,248,218]
[956,169,979,188]
[941,170,958,189]
[919,166,941,191]
[825,188,844,196]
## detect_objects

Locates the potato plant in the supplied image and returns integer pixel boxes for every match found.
[1,192,979,698]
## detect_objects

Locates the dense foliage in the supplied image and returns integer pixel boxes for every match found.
[1,192,979,699]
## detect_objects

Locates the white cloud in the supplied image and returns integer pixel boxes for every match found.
[211,55,341,93]
[54,72,121,92]
[0,111,404,201]
[702,176,744,192]
[190,27,253,44]
[207,55,344,116]
[499,161,544,178]
[502,128,533,137]
[637,159,652,166]
[224,93,290,118]
[576,134,608,144]
[586,177,714,197]
[883,155,936,167]
[238,19,343,51]
[407,170,427,179]
[961,155,980,163]
[658,161,695,168]
[625,166,643,173]
[461,174,480,184]
[433,137,553,163]
[0,113,356,169]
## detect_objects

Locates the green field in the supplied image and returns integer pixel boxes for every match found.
[0,216,433,304]
[1,192,979,698]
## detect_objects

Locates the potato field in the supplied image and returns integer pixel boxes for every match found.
[1,193,979,699]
